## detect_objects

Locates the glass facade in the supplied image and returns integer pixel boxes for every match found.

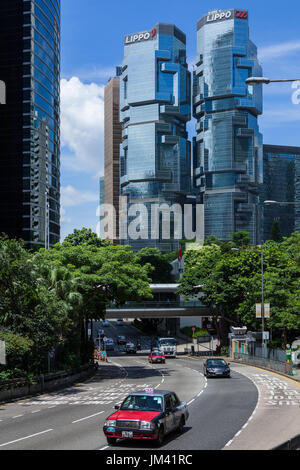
[0,0,60,246]
[261,145,300,240]
[194,10,263,244]
[120,23,191,252]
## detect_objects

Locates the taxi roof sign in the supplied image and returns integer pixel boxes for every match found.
[144,388,154,393]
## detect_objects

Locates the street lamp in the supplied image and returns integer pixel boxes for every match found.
[264,200,300,206]
[246,77,300,86]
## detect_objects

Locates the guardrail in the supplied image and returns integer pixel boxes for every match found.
[233,352,295,377]
[109,301,207,309]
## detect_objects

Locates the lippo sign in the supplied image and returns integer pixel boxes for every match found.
[125,27,157,45]
[199,9,248,27]
[207,10,233,22]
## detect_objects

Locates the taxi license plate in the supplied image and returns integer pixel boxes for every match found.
[122,431,133,438]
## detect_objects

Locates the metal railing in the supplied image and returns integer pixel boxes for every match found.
[233,352,295,376]
[109,301,206,309]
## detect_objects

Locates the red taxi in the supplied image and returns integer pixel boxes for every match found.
[148,349,165,364]
[103,389,189,446]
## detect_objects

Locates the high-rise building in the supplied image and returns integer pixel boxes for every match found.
[193,9,263,244]
[119,23,191,252]
[0,0,60,247]
[261,145,300,240]
[103,70,122,243]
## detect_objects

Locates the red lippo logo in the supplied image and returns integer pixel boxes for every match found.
[236,11,248,19]
[151,27,157,38]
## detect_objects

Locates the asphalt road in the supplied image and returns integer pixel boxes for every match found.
[0,320,299,450]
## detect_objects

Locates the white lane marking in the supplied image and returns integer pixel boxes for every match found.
[99,445,110,450]
[0,429,53,447]
[224,366,261,448]
[187,399,195,405]
[31,410,41,413]
[72,411,104,424]
[12,415,23,419]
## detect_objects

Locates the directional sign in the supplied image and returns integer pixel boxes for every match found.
[0,341,6,365]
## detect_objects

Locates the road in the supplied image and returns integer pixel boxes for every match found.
[0,320,299,450]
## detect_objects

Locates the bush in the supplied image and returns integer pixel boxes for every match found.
[221,346,229,357]
[180,326,209,339]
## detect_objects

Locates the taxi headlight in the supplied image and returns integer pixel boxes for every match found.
[140,421,155,430]
[105,420,116,427]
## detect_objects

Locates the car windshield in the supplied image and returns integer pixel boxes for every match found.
[159,339,176,346]
[120,394,163,412]
[152,350,163,355]
[127,343,134,347]
[207,359,227,366]
[119,336,125,339]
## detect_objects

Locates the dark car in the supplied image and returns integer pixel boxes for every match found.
[125,343,137,354]
[203,358,230,378]
[117,335,127,346]
[103,389,189,446]
[149,350,165,364]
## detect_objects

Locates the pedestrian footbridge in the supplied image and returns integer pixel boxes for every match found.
[106,301,213,319]
[106,284,214,319]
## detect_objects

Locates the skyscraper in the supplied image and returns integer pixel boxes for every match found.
[193,9,263,244]
[103,70,122,243]
[0,0,60,247]
[119,23,191,252]
[262,145,300,240]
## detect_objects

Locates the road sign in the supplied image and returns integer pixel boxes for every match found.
[0,341,6,365]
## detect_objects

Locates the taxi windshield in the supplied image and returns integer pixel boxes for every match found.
[120,394,163,412]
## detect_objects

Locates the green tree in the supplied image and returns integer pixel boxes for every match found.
[136,247,172,283]
[269,219,282,242]
[178,238,300,347]
[231,231,250,247]
[0,237,70,372]
[41,243,152,362]
[63,228,111,247]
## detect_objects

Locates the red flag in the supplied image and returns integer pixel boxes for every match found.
[178,248,182,262]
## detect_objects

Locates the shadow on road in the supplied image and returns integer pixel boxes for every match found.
[110,426,193,449]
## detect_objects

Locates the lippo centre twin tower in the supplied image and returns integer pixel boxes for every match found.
[104,9,264,251]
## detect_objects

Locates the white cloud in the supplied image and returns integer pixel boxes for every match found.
[61,77,105,176]
[60,206,72,224]
[61,185,99,208]
[259,40,300,61]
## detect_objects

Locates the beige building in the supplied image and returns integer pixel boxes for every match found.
[104,75,122,243]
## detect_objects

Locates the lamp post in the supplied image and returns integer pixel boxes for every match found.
[246,77,300,86]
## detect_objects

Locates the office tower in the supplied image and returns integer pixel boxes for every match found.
[194,9,263,244]
[104,70,122,243]
[120,23,191,252]
[262,145,300,240]
[0,0,60,247]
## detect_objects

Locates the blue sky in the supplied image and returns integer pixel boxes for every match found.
[60,0,300,240]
